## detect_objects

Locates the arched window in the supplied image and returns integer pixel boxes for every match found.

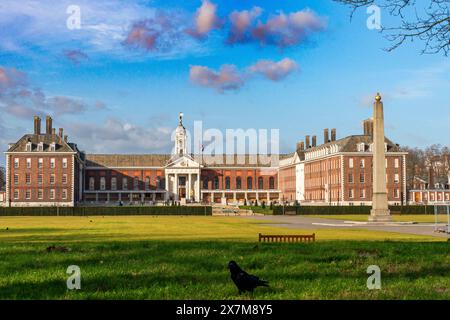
[225,177,230,189]
[269,177,275,189]
[203,178,209,189]
[247,177,253,190]
[258,177,264,190]
[156,176,161,189]
[89,177,95,191]
[213,176,219,189]
[100,177,106,191]
[236,177,242,190]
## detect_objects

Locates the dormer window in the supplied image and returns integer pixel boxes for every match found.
[25,142,32,152]
[357,143,365,152]
[384,143,388,152]
[369,143,373,152]
[37,142,44,152]
[50,142,56,152]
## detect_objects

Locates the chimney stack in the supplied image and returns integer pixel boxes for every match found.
[45,116,53,135]
[324,128,329,144]
[363,118,374,136]
[33,116,41,135]
[64,135,68,143]
[312,135,317,147]
[52,128,56,135]
[305,135,310,149]
[296,141,305,151]
[58,128,63,138]
[331,128,336,141]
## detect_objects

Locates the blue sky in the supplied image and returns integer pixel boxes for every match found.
[0,0,449,164]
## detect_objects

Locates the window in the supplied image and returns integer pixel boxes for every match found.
[145,176,150,190]
[26,142,32,152]
[203,178,209,189]
[213,176,219,189]
[25,190,31,200]
[50,143,56,151]
[89,177,95,191]
[122,177,128,190]
[14,190,19,200]
[14,174,19,185]
[100,177,106,191]
[62,158,67,168]
[394,158,399,168]
[360,189,365,199]
[50,174,55,185]
[62,174,67,184]
[360,173,365,183]
[349,158,354,168]
[258,177,264,190]
[50,158,55,169]
[26,173,31,185]
[111,177,117,191]
[62,189,67,200]
[38,190,43,200]
[38,174,43,185]
[349,188,354,199]
[360,159,365,168]
[394,174,399,183]
[348,173,354,183]
[269,177,275,189]
[14,158,19,169]
[235,177,241,190]
[357,143,365,152]
[50,189,55,200]
[247,177,253,190]
[38,158,43,169]
[394,189,399,198]
[133,177,139,190]
[37,142,43,152]
[26,158,31,168]
[225,177,230,190]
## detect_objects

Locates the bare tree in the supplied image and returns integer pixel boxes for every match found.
[334,0,450,55]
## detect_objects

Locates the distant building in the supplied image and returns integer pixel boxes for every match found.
[4,113,408,207]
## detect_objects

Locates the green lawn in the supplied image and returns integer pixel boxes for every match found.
[0,216,448,299]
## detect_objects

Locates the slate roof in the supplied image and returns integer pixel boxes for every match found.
[7,134,76,153]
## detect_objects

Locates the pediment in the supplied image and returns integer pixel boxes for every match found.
[165,155,201,168]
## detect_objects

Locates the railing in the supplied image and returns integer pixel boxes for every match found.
[258,233,315,243]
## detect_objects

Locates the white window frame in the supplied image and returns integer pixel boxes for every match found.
[62,158,68,169]
[26,142,32,152]
[50,189,55,200]
[37,142,44,152]
[62,174,67,184]
[62,189,67,200]
[14,158,19,169]
[25,190,31,200]
[50,158,55,169]
[100,177,106,191]
[38,158,43,169]
[349,158,354,168]
[38,189,43,200]
[111,177,117,191]
[89,177,95,191]
[50,174,55,185]
[14,190,19,200]
[26,158,31,169]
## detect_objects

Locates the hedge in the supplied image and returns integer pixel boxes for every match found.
[272,205,436,215]
[0,206,212,216]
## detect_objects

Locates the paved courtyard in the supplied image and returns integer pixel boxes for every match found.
[240,215,450,239]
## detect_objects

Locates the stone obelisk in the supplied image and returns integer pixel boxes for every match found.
[369,93,392,222]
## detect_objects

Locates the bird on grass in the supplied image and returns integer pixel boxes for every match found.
[228,260,269,295]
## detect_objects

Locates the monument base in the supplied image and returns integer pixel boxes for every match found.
[369,209,392,222]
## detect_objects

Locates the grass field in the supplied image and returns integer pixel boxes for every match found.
[0,216,448,299]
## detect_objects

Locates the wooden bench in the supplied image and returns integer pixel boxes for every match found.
[258,233,315,243]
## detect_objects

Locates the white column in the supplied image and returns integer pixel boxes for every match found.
[196,173,200,202]
[164,173,169,200]
[174,173,178,200]
[188,173,191,200]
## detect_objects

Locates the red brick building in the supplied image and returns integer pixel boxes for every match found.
[4,114,407,207]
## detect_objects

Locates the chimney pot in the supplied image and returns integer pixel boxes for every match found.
[331,128,336,141]
[324,128,329,144]
[45,115,53,135]
[33,116,41,135]
[52,128,56,135]
[305,135,310,149]
[58,128,63,138]
[312,135,317,147]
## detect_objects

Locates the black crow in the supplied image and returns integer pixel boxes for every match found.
[228,260,269,294]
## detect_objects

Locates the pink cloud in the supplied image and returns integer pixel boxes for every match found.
[0,67,26,92]
[63,50,89,64]
[189,65,244,92]
[187,0,222,39]
[226,7,262,44]
[226,9,326,47]
[249,58,298,81]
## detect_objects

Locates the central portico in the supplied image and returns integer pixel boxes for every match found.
[165,155,201,202]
